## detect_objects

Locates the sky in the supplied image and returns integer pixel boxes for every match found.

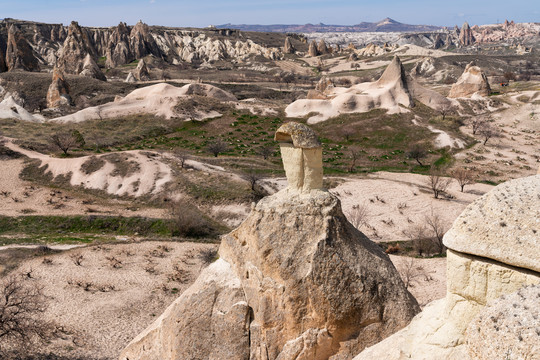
[0,0,538,28]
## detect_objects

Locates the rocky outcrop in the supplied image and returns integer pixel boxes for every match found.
[448,62,490,98]
[286,56,414,123]
[124,72,136,83]
[46,68,72,108]
[130,21,160,60]
[5,24,40,71]
[120,124,419,360]
[459,22,475,46]
[354,174,540,360]
[134,58,150,81]
[79,54,106,81]
[317,39,329,54]
[466,284,540,360]
[105,22,131,68]
[283,36,295,54]
[57,21,97,76]
[308,40,318,57]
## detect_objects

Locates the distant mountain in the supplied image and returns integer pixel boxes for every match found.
[217,18,442,33]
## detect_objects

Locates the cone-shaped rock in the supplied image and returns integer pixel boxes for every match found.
[308,40,318,57]
[283,36,295,54]
[124,71,136,83]
[134,58,150,81]
[57,21,97,75]
[459,22,475,46]
[448,62,490,98]
[317,39,329,54]
[120,124,420,360]
[79,54,106,81]
[47,68,72,108]
[376,55,414,107]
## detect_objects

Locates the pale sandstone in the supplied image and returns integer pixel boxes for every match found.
[448,62,491,98]
[466,285,540,360]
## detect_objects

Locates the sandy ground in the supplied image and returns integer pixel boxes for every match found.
[333,171,494,243]
[5,241,218,359]
[4,239,445,359]
[455,90,540,182]
[0,157,167,218]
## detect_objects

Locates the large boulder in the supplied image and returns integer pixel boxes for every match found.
[5,24,40,71]
[448,62,490,98]
[47,68,72,108]
[120,124,419,360]
[354,175,540,360]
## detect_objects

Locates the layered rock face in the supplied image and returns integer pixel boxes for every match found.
[120,124,419,360]
[46,68,72,108]
[5,24,40,71]
[354,174,540,360]
[448,62,490,98]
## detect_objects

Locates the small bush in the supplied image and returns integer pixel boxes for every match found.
[169,201,213,238]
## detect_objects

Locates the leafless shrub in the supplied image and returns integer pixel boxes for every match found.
[424,211,447,255]
[174,149,189,168]
[70,253,84,266]
[348,150,360,173]
[42,258,53,265]
[427,167,452,199]
[207,139,229,157]
[471,117,487,135]
[478,122,501,145]
[346,203,370,229]
[168,264,191,284]
[198,248,218,266]
[0,191,10,197]
[397,257,431,289]
[144,261,157,274]
[169,201,213,238]
[0,275,54,357]
[451,168,476,192]
[407,144,428,166]
[385,243,401,254]
[50,131,80,155]
[105,256,123,269]
[256,145,274,160]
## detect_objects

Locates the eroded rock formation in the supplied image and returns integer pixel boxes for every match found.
[355,174,540,360]
[459,22,475,46]
[134,58,150,81]
[79,53,106,81]
[5,24,40,71]
[283,36,295,54]
[308,40,318,57]
[448,62,490,98]
[47,68,72,108]
[120,124,419,360]
[57,21,97,76]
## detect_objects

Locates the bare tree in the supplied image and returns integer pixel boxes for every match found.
[0,275,53,357]
[407,144,428,166]
[404,224,429,257]
[478,122,501,145]
[348,150,360,173]
[207,139,229,157]
[242,171,262,192]
[256,145,274,160]
[396,257,429,289]
[346,203,370,229]
[340,126,355,141]
[439,104,456,121]
[451,168,475,192]
[50,131,79,155]
[425,211,447,255]
[470,117,486,135]
[427,166,452,199]
[174,149,189,169]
